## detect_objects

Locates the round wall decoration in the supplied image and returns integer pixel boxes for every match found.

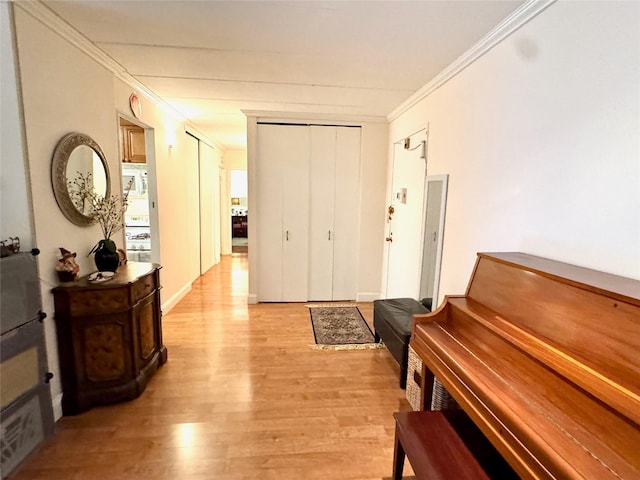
[129,92,141,118]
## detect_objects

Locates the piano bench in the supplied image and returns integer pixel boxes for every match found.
[373,298,429,388]
[392,410,490,480]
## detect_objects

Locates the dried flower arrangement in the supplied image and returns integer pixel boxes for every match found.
[67,172,133,256]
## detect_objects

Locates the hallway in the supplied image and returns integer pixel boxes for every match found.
[14,254,411,479]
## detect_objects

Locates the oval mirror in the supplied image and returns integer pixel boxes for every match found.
[51,132,111,226]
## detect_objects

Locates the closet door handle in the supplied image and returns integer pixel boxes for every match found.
[286,230,289,241]
[328,230,332,240]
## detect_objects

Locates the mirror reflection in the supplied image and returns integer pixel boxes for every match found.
[51,133,110,226]
[66,146,108,216]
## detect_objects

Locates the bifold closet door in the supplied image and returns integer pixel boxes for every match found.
[332,127,361,300]
[308,127,336,300]
[308,126,361,301]
[256,124,310,302]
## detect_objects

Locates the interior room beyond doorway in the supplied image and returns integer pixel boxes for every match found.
[231,169,248,253]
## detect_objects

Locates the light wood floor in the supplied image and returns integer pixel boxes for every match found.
[13,253,413,480]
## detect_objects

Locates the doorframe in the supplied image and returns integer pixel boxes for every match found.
[117,113,160,264]
[418,174,449,308]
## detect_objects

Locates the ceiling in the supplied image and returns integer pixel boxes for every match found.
[41,0,524,150]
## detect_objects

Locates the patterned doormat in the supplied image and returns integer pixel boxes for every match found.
[308,305,383,350]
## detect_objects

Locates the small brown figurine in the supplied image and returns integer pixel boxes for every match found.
[56,247,80,282]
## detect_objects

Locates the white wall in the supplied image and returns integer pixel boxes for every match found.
[357,122,389,300]
[113,80,211,310]
[225,149,247,170]
[388,0,640,306]
[0,2,33,247]
[11,3,221,418]
[14,6,122,418]
[199,141,222,273]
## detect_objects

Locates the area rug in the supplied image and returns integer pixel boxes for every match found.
[308,304,383,350]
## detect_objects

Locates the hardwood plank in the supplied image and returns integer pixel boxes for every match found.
[13,254,412,480]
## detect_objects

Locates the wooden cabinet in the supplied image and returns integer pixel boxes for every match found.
[121,125,146,163]
[52,262,166,415]
[232,215,248,238]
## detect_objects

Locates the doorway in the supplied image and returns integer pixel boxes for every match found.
[230,169,248,253]
[384,141,427,298]
[118,117,159,264]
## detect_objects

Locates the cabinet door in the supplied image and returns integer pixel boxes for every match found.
[256,124,310,302]
[122,126,146,163]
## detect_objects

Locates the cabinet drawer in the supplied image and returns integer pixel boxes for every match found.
[69,289,128,316]
[133,272,157,303]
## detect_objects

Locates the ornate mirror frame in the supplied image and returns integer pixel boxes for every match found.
[51,132,111,226]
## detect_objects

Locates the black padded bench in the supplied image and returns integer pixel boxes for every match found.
[373,298,429,388]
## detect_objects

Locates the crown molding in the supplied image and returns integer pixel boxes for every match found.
[387,0,557,122]
[13,0,225,150]
[14,1,161,104]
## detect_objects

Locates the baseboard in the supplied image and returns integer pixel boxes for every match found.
[248,293,375,304]
[161,283,192,314]
[356,292,382,302]
[52,392,63,421]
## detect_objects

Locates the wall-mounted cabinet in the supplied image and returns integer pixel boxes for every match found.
[121,125,146,163]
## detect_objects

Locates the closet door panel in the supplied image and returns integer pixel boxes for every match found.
[308,126,336,301]
[256,124,286,301]
[281,126,310,302]
[332,127,361,300]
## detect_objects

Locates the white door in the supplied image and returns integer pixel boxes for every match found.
[332,126,361,300]
[308,126,361,301]
[385,141,427,298]
[308,126,336,300]
[256,124,310,302]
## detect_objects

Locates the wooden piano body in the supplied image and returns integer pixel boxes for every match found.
[410,252,640,479]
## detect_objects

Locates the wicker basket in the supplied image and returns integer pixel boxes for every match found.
[405,346,422,411]
[430,377,459,411]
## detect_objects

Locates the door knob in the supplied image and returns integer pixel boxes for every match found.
[387,205,395,221]
[385,235,393,243]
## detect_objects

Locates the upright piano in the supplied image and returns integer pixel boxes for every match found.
[410,252,640,479]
